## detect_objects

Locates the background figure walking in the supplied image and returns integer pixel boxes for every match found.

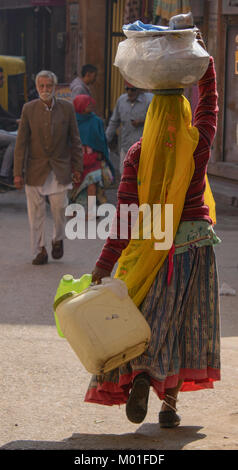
[70,94,114,219]
[14,70,83,265]
[106,83,153,173]
[70,64,97,100]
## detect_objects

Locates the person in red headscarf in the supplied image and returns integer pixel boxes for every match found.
[71,94,114,218]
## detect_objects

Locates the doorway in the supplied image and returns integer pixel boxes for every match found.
[224,24,238,164]
[105,0,126,120]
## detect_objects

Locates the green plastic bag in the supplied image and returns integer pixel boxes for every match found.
[54,273,92,337]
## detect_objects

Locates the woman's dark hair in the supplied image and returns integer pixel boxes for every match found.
[0,67,3,73]
[81,64,97,77]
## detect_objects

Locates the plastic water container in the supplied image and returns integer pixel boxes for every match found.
[54,273,92,337]
[53,278,151,374]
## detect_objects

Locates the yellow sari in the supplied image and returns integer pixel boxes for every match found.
[114,94,216,306]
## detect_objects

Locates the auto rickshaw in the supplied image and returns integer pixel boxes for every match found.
[0,56,28,192]
[0,55,28,117]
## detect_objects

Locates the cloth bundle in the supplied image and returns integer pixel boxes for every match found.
[114,20,210,90]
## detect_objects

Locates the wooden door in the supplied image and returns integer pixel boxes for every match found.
[104,0,126,120]
[224,24,238,164]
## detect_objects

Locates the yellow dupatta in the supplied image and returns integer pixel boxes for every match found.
[114,94,216,306]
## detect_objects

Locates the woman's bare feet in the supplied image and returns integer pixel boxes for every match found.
[159,380,183,428]
[161,379,183,412]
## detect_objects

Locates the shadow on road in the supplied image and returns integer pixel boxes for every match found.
[1,425,206,450]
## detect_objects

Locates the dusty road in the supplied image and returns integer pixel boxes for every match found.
[0,186,237,453]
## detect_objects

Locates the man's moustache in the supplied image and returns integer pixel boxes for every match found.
[39,92,54,101]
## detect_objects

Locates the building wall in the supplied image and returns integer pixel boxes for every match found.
[0,0,30,8]
[49,7,66,82]
[0,3,66,89]
[206,0,238,181]
[65,0,107,117]
[80,0,107,117]
[1,0,237,181]
[0,8,35,78]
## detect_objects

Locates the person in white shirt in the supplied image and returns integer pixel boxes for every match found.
[106,82,153,173]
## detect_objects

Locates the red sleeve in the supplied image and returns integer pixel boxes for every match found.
[96,141,140,273]
[194,56,219,148]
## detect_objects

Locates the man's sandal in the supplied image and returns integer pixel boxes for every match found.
[159,394,181,428]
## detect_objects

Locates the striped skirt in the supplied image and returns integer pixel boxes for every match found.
[85,245,220,405]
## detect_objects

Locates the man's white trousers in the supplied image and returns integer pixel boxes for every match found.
[25,185,68,257]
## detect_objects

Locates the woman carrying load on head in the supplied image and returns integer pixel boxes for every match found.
[84,33,220,428]
[70,94,114,218]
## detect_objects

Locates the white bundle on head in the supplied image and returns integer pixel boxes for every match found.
[114,19,209,90]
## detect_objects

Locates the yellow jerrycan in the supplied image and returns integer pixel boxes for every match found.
[53,277,151,375]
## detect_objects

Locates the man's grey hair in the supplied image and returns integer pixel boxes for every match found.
[35,70,58,86]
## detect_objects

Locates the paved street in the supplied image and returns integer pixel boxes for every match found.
[0,180,238,452]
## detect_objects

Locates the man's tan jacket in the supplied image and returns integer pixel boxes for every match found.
[14,98,83,185]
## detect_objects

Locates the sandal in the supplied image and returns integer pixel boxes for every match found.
[159,394,181,428]
[51,240,64,260]
[126,373,150,424]
[32,247,48,265]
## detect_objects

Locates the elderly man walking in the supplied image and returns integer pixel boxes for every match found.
[14,70,83,265]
